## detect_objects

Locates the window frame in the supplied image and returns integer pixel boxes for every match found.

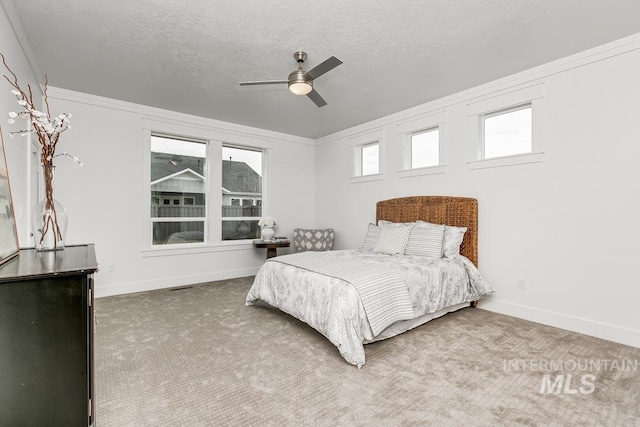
[350,130,384,183]
[480,103,533,159]
[397,111,447,178]
[149,133,208,249]
[220,144,265,242]
[141,120,272,256]
[467,83,544,170]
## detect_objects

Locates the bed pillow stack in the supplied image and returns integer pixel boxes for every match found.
[361,220,466,258]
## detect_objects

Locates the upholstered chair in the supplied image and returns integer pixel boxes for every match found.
[292,228,335,252]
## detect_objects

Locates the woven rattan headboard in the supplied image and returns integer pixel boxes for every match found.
[376,196,478,266]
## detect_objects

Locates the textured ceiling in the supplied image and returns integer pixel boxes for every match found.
[8,0,640,139]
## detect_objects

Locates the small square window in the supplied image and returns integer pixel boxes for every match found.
[411,128,439,169]
[482,105,532,159]
[361,143,379,176]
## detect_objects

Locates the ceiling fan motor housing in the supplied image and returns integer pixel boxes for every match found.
[288,52,313,95]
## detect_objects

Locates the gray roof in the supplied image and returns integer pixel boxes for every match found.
[150,152,261,193]
[222,160,261,194]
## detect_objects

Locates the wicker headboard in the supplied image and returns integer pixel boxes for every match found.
[376,196,478,266]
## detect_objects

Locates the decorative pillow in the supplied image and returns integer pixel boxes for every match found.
[378,220,415,226]
[292,228,335,252]
[405,222,445,257]
[443,225,467,258]
[361,223,380,251]
[373,223,412,255]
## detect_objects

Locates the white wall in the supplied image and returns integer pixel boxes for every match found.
[0,2,39,246]
[315,35,640,348]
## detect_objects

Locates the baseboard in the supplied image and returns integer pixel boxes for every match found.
[480,299,640,349]
[94,267,260,298]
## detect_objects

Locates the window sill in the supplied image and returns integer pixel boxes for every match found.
[398,165,447,178]
[141,240,254,258]
[350,173,384,184]
[468,152,544,170]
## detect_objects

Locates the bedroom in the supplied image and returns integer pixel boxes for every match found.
[0,1,639,425]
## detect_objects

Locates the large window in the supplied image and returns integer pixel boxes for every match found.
[221,146,263,241]
[147,130,267,248]
[482,104,532,159]
[150,135,206,245]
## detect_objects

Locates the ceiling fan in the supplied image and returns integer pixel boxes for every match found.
[239,51,342,107]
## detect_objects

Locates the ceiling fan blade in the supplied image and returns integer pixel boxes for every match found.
[307,89,327,107]
[304,56,342,80]
[239,80,288,86]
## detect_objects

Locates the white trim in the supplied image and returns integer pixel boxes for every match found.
[396,111,447,133]
[466,83,544,116]
[141,240,253,257]
[94,266,260,298]
[350,173,385,184]
[480,299,640,349]
[348,129,384,146]
[468,152,544,170]
[398,165,447,178]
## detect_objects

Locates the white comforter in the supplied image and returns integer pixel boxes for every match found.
[245,250,493,367]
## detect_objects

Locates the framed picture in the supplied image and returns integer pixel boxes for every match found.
[0,127,19,265]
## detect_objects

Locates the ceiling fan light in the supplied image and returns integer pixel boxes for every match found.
[289,81,312,95]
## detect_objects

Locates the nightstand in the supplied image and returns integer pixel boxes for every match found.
[253,240,290,259]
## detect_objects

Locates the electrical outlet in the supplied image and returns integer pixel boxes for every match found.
[107,264,116,273]
[517,277,527,290]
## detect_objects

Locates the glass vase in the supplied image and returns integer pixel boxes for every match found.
[32,165,68,251]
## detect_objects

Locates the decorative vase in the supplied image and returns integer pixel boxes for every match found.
[261,226,275,242]
[31,165,68,251]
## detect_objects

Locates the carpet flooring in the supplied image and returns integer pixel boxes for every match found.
[95,276,640,426]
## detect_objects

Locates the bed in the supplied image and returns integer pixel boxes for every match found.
[246,196,493,367]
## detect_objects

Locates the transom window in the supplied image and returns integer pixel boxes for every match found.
[467,83,543,169]
[482,104,532,159]
[410,128,440,169]
[397,112,447,177]
[361,142,380,176]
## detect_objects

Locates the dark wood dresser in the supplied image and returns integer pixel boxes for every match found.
[0,244,98,426]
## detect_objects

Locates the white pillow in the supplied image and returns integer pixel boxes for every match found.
[373,223,412,255]
[405,222,445,257]
[443,225,467,258]
[361,223,380,251]
[415,221,467,258]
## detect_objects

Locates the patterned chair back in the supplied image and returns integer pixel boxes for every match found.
[292,228,335,252]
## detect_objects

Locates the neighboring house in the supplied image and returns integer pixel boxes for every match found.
[221,159,262,217]
[150,152,262,242]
